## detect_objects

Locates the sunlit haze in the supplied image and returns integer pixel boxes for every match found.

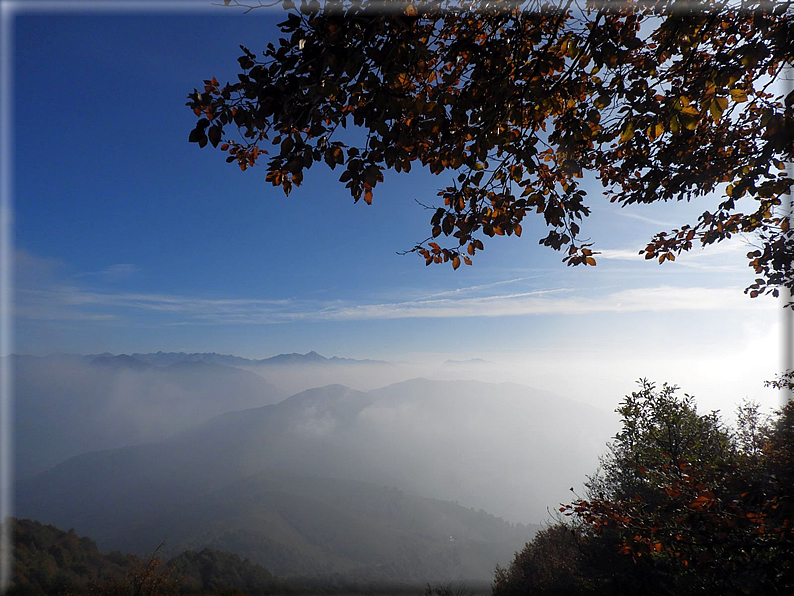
[13,12,783,419]
[5,5,791,592]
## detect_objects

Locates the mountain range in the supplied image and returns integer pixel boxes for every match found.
[13,353,285,478]
[125,350,389,367]
[14,352,618,584]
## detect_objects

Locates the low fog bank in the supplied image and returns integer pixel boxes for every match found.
[13,354,286,478]
[16,352,623,579]
[357,379,618,523]
[13,352,621,509]
[13,351,441,480]
[242,362,431,395]
[425,348,783,429]
[16,351,620,525]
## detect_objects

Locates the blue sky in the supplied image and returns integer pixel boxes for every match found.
[8,3,786,414]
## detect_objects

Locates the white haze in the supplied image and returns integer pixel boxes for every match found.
[13,353,621,524]
[14,344,784,524]
[13,355,286,478]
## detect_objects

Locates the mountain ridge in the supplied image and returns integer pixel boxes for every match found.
[17,373,616,582]
[19,377,615,525]
[128,350,391,367]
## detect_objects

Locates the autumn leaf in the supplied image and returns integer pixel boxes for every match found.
[619,122,635,143]
[187,1,793,300]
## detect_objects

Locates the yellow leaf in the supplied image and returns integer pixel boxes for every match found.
[730,88,748,102]
[585,256,596,266]
[680,114,699,130]
[709,96,728,121]
[619,122,635,143]
[648,121,664,140]
[679,104,699,116]
[452,256,461,270]
[653,122,664,139]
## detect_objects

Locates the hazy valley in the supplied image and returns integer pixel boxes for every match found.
[13,351,617,585]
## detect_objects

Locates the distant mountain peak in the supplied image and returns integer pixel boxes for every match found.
[442,358,492,366]
[256,351,389,366]
[23,350,390,369]
[265,351,328,362]
[90,354,151,369]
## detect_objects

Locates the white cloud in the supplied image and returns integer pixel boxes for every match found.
[614,211,676,227]
[74,263,142,280]
[15,283,772,326]
[18,287,291,322]
[596,249,644,261]
[14,248,774,326]
[597,240,750,272]
[14,249,65,288]
[419,276,541,299]
[314,285,764,321]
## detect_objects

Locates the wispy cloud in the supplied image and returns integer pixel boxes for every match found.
[18,287,291,321]
[614,211,676,227]
[14,247,766,327]
[596,249,644,261]
[16,283,767,327]
[597,241,749,272]
[419,276,541,299]
[74,263,142,281]
[310,286,760,322]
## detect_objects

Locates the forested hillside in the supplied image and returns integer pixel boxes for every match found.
[6,519,485,595]
[493,383,794,595]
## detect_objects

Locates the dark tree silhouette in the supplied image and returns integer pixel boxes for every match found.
[188,0,793,300]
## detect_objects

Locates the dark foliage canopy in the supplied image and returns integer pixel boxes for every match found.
[557,381,794,595]
[188,0,793,299]
[493,381,794,595]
